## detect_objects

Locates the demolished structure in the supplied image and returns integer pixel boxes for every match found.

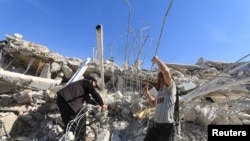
[0,33,250,141]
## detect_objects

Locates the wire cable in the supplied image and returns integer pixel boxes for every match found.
[154,0,173,56]
[147,0,174,85]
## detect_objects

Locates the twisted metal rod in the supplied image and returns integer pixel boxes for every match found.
[154,0,173,56]
[147,0,174,85]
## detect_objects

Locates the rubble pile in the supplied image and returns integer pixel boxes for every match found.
[0,34,250,141]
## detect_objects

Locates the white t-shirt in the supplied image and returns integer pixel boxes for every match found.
[154,81,176,123]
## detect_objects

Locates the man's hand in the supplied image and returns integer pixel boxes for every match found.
[143,85,149,95]
[151,56,159,65]
[143,85,156,107]
[102,104,108,110]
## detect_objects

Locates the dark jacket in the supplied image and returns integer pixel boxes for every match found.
[57,79,104,113]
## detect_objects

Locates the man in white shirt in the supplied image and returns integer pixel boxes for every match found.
[143,56,177,141]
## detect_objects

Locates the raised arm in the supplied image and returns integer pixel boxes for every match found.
[152,56,172,86]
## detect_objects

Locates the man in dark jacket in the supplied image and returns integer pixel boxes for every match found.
[57,76,107,140]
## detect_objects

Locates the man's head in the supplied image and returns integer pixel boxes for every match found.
[85,76,100,89]
[157,72,165,89]
[158,72,163,78]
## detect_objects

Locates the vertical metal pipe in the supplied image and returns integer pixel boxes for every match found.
[96,24,105,91]
[92,46,95,61]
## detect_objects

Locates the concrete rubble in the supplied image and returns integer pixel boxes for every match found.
[0,33,249,141]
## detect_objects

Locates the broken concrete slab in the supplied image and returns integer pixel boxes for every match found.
[0,69,61,91]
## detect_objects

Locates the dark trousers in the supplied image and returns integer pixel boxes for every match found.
[144,123,174,141]
[57,95,86,140]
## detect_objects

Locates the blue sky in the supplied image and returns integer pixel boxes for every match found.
[0,0,249,69]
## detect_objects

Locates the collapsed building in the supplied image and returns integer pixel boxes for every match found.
[0,33,250,141]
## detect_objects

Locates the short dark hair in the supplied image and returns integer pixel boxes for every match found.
[85,76,100,90]
[158,72,163,78]
[85,76,97,82]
